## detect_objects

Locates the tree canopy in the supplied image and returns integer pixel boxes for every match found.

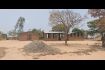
[49,9,83,45]
[72,28,85,35]
[14,17,25,34]
[52,24,65,32]
[88,9,105,47]
[87,19,99,36]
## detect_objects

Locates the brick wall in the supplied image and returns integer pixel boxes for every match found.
[18,33,28,41]
[31,33,39,40]
[18,32,39,41]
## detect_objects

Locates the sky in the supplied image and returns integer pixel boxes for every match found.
[0,9,94,34]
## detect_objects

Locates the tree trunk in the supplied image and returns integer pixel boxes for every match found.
[65,33,68,46]
[102,33,105,47]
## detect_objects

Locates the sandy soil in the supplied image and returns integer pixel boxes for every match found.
[0,40,105,60]
[0,40,32,60]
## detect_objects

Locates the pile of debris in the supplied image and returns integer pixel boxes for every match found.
[23,40,60,55]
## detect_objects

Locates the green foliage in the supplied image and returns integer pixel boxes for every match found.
[87,20,99,36]
[15,17,25,34]
[87,20,97,30]
[31,28,44,39]
[72,28,85,35]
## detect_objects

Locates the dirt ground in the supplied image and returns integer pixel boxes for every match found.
[0,40,105,60]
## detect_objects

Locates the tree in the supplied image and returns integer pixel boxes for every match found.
[14,17,25,35]
[72,28,85,35]
[49,10,83,45]
[8,30,17,37]
[87,19,99,36]
[52,24,65,32]
[31,28,44,39]
[88,9,105,47]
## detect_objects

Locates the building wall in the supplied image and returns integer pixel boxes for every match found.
[31,33,39,40]
[18,32,39,41]
[0,34,7,40]
[68,33,85,40]
[18,33,28,41]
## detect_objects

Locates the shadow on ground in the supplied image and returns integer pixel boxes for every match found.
[68,44,104,55]
[32,44,104,59]
[33,46,103,59]
[48,42,104,55]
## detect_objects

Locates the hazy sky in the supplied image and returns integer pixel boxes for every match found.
[0,9,94,34]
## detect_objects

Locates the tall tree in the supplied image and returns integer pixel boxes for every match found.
[52,24,65,32]
[88,9,105,47]
[14,17,25,35]
[49,10,83,45]
[87,19,99,36]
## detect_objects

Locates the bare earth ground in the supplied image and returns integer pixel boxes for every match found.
[0,40,105,60]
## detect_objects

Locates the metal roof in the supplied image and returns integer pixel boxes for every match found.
[44,31,64,33]
[44,31,75,34]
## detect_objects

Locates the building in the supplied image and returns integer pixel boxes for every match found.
[43,31,86,41]
[0,34,7,40]
[18,31,40,41]
[87,33,101,41]
[7,36,17,40]
[43,31,64,41]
